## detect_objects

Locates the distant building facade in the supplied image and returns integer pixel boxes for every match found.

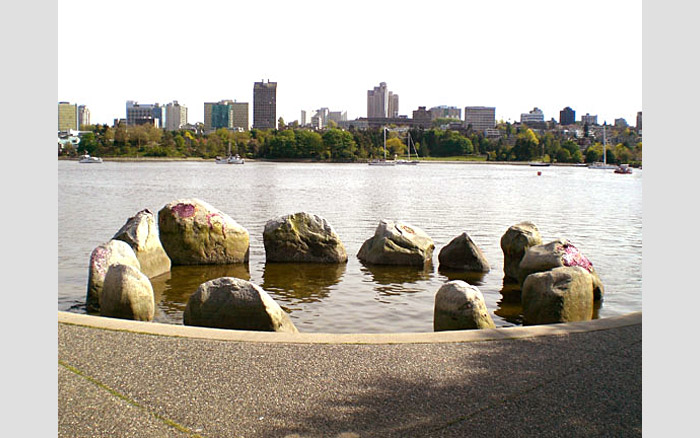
[367,82,399,118]
[78,105,90,128]
[204,100,249,133]
[636,111,642,133]
[521,107,545,124]
[581,113,598,126]
[412,106,432,128]
[58,102,78,131]
[328,110,347,125]
[559,107,575,125]
[464,106,496,132]
[126,101,164,127]
[253,80,277,129]
[429,105,461,120]
[164,101,188,131]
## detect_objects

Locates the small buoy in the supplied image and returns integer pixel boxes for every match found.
[537,171,542,176]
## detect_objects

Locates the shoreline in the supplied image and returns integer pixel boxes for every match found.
[58,156,591,167]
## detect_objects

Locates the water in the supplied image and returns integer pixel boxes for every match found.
[58,160,642,333]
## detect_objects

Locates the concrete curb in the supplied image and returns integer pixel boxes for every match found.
[58,311,641,345]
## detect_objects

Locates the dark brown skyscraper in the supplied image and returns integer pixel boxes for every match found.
[253,80,277,129]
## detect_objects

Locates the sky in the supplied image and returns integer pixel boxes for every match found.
[58,0,642,127]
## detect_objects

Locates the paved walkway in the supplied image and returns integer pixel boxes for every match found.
[58,311,642,437]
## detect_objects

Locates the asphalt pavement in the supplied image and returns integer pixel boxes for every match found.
[58,311,642,438]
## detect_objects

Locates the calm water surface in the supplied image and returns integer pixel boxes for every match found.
[58,160,642,333]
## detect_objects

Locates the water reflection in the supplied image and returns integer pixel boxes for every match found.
[495,280,523,326]
[261,262,346,304]
[436,268,488,286]
[360,262,433,300]
[151,264,251,323]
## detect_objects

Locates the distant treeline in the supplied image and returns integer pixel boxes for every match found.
[62,123,642,166]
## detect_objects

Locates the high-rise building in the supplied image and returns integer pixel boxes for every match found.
[204,100,249,133]
[253,80,277,129]
[78,105,90,128]
[559,107,575,125]
[126,101,164,127]
[581,113,598,126]
[58,102,78,132]
[464,106,496,132]
[165,101,188,131]
[328,110,347,124]
[388,92,399,117]
[636,111,642,133]
[521,107,545,124]
[367,82,399,118]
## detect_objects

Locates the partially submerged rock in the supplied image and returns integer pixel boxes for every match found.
[158,199,249,265]
[500,221,542,282]
[183,277,298,333]
[100,263,155,321]
[518,239,604,299]
[357,220,434,266]
[522,266,595,325]
[434,280,496,331]
[438,232,490,272]
[263,212,347,263]
[86,240,141,312]
[113,209,171,278]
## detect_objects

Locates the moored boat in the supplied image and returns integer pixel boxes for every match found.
[78,154,103,163]
[614,164,633,174]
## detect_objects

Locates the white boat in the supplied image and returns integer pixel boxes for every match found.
[215,141,245,164]
[396,132,420,165]
[78,154,103,163]
[614,163,633,174]
[368,127,396,166]
[588,123,616,169]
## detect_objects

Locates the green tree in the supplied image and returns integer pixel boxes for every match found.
[268,130,297,158]
[323,129,356,161]
[295,130,324,158]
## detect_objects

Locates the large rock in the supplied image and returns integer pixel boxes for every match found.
[183,277,298,333]
[113,209,171,278]
[500,222,542,282]
[263,212,347,263]
[158,199,249,265]
[86,240,141,312]
[100,263,155,321]
[434,280,496,331]
[518,239,604,300]
[521,266,595,325]
[357,220,434,266]
[438,232,490,272]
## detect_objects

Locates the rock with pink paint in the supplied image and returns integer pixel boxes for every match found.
[113,209,171,278]
[518,239,604,300]
[158,199,250,265]
[522,266,596,325]
[86,239,141,312]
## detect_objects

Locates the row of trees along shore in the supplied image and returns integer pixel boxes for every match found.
[62,119,642,166]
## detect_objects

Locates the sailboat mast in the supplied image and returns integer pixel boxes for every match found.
[383,127,387,160]
[603,123,607,165]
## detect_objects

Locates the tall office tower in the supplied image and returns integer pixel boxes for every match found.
[78,105,90,128]
[165,101,188,131]
[388,92,399,117]
[559,107,576,125]
[464,106,496,132]
[301,110,307,126]
[636,111,642,133]
[126,101,164,127]
[328,110,347,124]
[520,107,545,124]
[204,100,249,133]
[581,113,598,125]
[367,82,389,118]
[58,102,78,131]
[253,80,277,129]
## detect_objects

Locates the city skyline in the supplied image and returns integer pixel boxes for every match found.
[58,0,641,127]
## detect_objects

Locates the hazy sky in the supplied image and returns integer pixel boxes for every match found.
[58,0,642,127]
